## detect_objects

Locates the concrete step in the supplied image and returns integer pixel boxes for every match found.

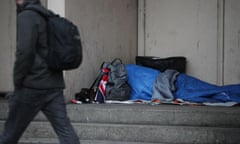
[19,138,161,144]
[1,102,240,127]
[1,121,240,144]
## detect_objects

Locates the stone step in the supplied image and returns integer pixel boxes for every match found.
[1,121,240,144]
[1,102,240,127]
[19,138,161,144]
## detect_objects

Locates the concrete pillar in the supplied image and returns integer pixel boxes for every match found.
[47,0,65,17]
[0,0,16,92]
[224,0,240,84]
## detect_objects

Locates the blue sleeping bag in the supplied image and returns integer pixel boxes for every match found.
[126,64,160,100]
[126,64,240,103]
[175,74,240,103]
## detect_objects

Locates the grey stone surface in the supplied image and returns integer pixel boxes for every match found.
[1,121,240,144]
[19,138,161,144]
[1,102,240,127]
[1,102,240,143]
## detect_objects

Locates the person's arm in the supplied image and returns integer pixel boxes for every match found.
[14,12,38,89]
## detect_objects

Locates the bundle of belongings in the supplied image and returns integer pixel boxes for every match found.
[72,58,131,104]
[73,56,240,107]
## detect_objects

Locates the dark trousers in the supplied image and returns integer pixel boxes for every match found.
[0,88,80,144]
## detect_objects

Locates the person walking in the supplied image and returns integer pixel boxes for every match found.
[0,0,80,143]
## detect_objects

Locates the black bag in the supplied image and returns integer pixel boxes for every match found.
[0,92,7,98]
[75,70,102,103]
[0,92,12,99]
[25,7,82,71]
[136,56,186,73]
[75,88,95,103]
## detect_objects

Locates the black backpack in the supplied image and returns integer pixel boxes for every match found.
[25,7,82,71]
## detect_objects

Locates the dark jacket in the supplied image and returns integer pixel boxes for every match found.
[14,0,65,90]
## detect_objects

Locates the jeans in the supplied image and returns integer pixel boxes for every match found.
[0,88,80,144]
